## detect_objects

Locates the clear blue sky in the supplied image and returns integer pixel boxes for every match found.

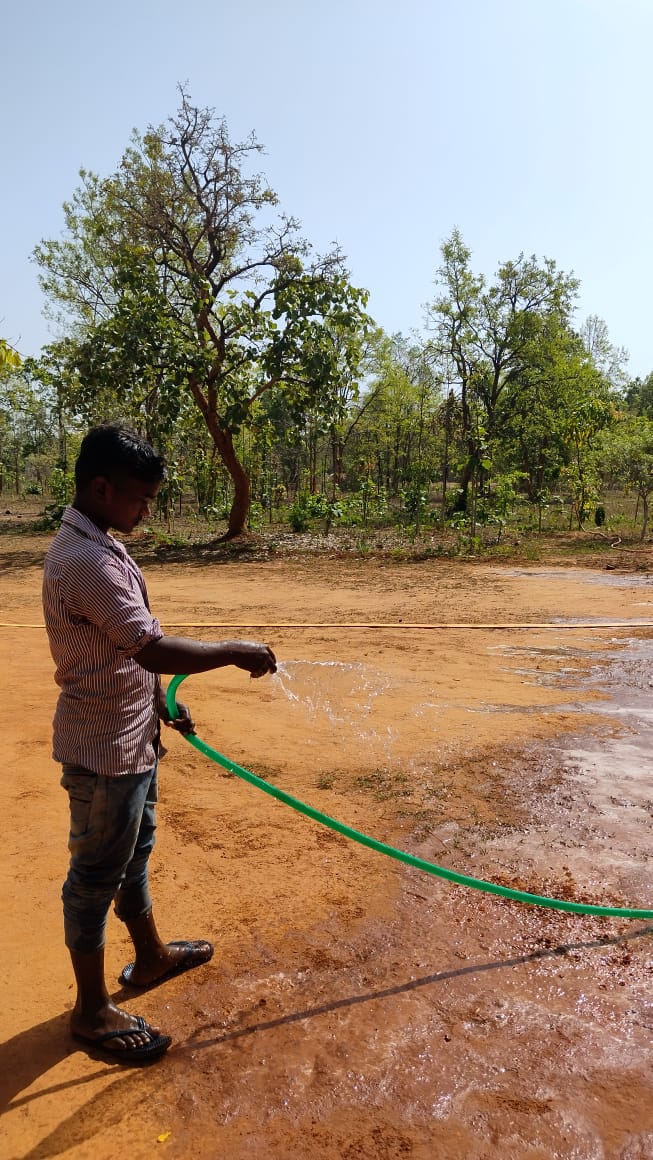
[2,0,652,377]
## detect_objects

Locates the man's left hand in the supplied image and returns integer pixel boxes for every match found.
[161,697,195,734]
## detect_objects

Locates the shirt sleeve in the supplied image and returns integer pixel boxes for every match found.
[58,550,164,657]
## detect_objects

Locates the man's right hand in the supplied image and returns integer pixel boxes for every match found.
[230,641,277,678]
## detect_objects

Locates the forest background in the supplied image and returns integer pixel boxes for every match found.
[3,89,653,559]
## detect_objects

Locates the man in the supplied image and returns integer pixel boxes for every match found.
[42,424,277,1064]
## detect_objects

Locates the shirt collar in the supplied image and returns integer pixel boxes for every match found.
[60,505,128,558]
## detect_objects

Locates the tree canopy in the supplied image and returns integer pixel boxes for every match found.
[34,89,371,536]
[21,103,647,545]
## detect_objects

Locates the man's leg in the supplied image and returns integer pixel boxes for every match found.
[114,764,213,987]
[118,909,213,987]
[61,766,168,1054]
[69,946,163,1051]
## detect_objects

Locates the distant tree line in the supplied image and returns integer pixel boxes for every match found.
[3,91,653,542]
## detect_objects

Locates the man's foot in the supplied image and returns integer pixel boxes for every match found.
[71,1006,171,1065]
[119,939,214,989]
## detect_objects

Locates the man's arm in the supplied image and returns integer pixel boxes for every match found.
[135,636,277,678]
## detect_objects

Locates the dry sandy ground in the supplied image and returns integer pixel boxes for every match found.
[2,532,653,1159]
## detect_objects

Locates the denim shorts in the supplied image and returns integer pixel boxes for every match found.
[60,763,158,953]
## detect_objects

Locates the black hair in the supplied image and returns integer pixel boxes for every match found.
[74,424,166,490]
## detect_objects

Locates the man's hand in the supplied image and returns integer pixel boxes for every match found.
[158,687,195,734]
[165,699,195,734]
[230,641,277,678]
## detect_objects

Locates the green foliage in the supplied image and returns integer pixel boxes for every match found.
[288,491,331,532]
[426,228,590,512]
[156,460,184,528]
[597,417,653,539]
[33,90,371,536]
[0,340,22,370]
[491,470,527,518]
[36,467,75,528]
[400,481,429,524]
[336,481,388,527]
[247,501,265,530]
[17,200,650,544]
[0,364,62,496]
[625,372,653,418]
[49,467,75,506]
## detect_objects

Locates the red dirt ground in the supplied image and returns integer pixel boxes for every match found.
[2,533,653,1159]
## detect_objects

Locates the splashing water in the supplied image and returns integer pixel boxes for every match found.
[271,659,392,725]
[271,659,409,767]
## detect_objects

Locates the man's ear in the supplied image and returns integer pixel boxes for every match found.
[90,475,111,501]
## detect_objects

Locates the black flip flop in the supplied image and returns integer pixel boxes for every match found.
[73,1015,172,1065]
[119,939,214,989]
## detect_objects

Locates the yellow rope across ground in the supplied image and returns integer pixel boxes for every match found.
[2,621,653,631]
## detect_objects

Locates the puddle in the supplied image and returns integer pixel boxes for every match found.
[556,637,653,845]
[551,614,653,624]
[499,568,653,589]
[477,633,653,903]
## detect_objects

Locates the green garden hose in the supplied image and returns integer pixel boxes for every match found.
[166,674,653,920]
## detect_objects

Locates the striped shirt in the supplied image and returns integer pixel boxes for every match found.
[42,506,163,776]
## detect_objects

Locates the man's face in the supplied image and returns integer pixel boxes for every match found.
[98,475,161,534]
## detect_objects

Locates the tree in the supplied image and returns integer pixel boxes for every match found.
[560,391,613,529]
[495,318,614,527]
[598,417,653,540]
[426,229,580,509]
[578,315,629,393]
[0,365,58,496]
[34,89,370,537]
[352,332,441,501]
[625,370,653,418]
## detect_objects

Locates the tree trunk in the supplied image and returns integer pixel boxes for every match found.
[309,433,318,493]
[205,414,251,539]
[456,454,474,512]
[440,395,452,529]
[189,378,252,539]
[330,429,344,497]
[640,492,649,542]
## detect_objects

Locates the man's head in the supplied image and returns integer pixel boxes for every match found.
[73,423,166,534]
